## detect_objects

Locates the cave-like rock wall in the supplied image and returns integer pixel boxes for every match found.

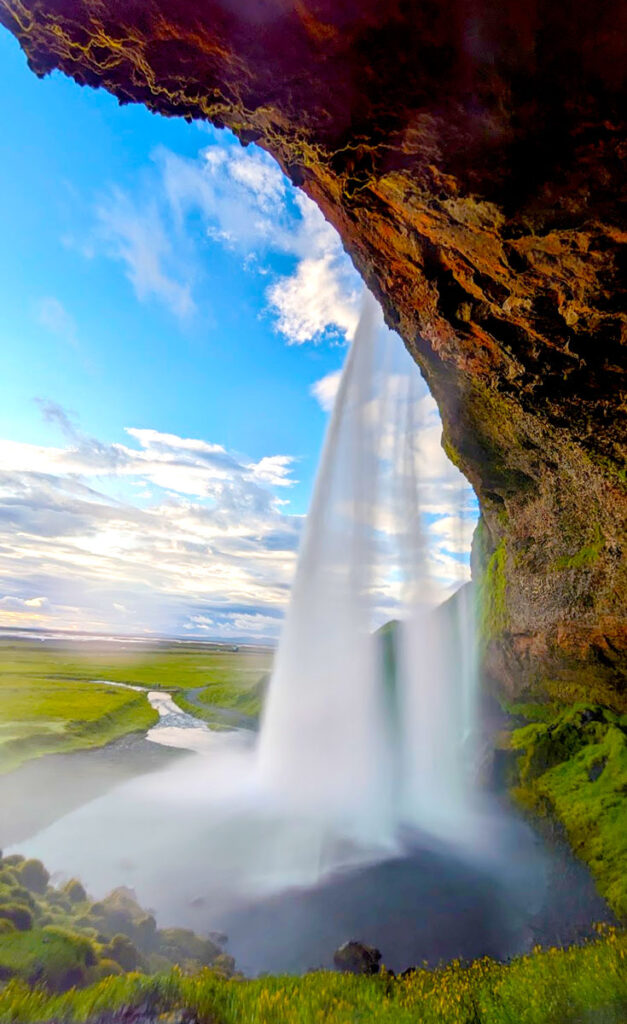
[2,0,625,704]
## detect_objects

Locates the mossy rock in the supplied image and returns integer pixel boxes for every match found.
[0,869,19,888]
[511,704,614,785]
[17,859,50,895]
[63,878,87,904]
[94,956,124,979]
[510,703,627,919]
[89,888,157,950]
[157,926,220,967]
[102,933,143,971]
[0,904,34,932]
[1,856,24,869]
[0,856,236,987]
[0,926,98,992]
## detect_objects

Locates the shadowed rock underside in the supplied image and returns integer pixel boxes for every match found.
[1,0,625,703]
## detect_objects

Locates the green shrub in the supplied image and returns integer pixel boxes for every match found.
[94,957,123,979]
[0,926,97,992]
[63,879,87,904]
[18,859,49,895]
[0,904,33,932]
[102,934,142,971]
[0,856,24,869]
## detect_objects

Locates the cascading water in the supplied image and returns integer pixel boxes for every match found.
[258,293,479,852]
[14,293,610,975]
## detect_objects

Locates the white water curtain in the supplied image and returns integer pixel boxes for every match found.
[258,294,478,847]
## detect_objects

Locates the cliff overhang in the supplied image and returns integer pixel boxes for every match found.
[1,0,625,703]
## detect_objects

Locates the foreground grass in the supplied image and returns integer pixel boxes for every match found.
[0,642,272,771]
[0,928,625,1024]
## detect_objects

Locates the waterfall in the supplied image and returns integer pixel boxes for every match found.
[258,294,479,850]
[12,296,491,954]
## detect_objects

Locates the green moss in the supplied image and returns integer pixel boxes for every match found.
[554,523,604,570]
[0,926,97,991]
[101,934,143,972]
[62,879,87,904]
[510,704,627,919]
[588,451,627,493]
[441,431,463,472]
[478,539,508,648]
[0,905,33,933]
[0,853,231,992]
[17,859,49,895]
[500,700,558,723]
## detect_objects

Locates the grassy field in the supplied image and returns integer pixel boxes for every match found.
[0,640,272,774]
[0,928,624,1024]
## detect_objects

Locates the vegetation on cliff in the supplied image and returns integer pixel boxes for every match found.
[0,853,233,993]
[506,703,627,919]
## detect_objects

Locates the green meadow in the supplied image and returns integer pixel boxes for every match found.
[0,640,272,773]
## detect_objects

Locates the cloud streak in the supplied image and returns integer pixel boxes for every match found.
[0,410,301,639]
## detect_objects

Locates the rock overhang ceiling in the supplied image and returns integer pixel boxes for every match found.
[1,0,625,701]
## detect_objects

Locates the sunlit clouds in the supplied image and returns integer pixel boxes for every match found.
[95,139,362,345]
[1,129,477,640]
[0,413,300,639]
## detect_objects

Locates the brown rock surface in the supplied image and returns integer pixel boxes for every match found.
[1,0,625,702]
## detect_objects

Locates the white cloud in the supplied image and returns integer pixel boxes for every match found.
[0,595,49,611]
[93,136,363,343]
[0,408,301,639]
[310,370,342,412]
[249,455,298,488]
[185,611,282,640]
[267,254,359,345]
[96,187,195,318]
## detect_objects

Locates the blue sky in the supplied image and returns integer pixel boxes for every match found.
[0,28,476,641]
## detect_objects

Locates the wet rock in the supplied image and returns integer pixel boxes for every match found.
[588,757,608,782]
[333,940,382,975]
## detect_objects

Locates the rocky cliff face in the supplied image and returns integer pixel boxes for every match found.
[2,0,625,704]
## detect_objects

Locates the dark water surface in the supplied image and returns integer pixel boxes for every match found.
[218,814,612,975]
